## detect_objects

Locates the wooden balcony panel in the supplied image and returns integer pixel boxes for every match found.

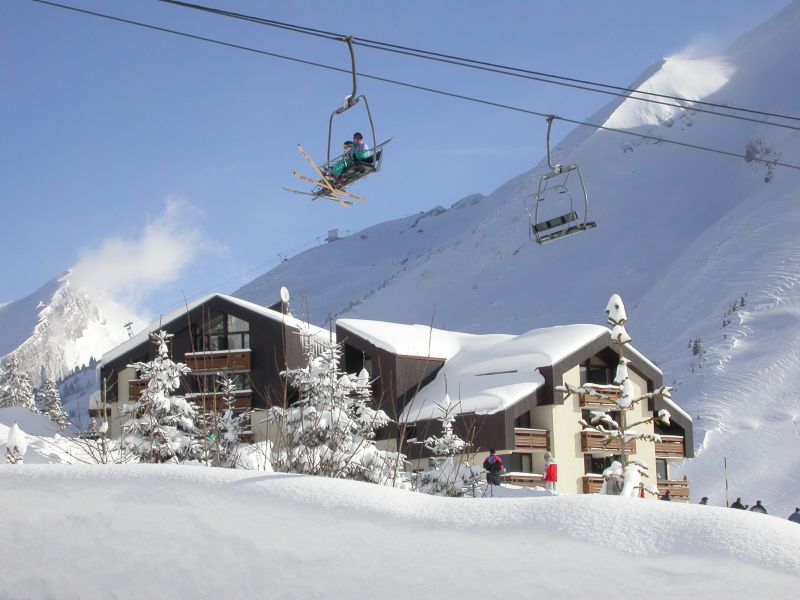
[578,385,627,408]
[581,430,636,453]
[503,473,545,487]
[514,427,550,451]
[187,390,253,412]
[657,478,690,502]
[583,476,604,494]
[184,350,251,373]
[655,435,686,458]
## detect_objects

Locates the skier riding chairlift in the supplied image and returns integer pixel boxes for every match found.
[285,36,391,206]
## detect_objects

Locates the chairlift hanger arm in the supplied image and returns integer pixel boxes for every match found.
[327,36,378,164]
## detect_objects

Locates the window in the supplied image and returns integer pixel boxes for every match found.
[656,459,668,481]
[193,312,250,351]
[514,412,531,428]
[502,453,532,473]
[584,454,618,475]
[197,373,251,392]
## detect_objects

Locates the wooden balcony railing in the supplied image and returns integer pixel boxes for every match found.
[514,427,550,451]
[578,384,627,408]
[657,477,690,502]
[503,473,545,487]
[583,475,604,494]
[186,390,253,413]
[581,430,636,453]
[184,350,251,373]
[655,435,686,458]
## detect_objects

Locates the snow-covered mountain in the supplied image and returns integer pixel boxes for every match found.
[236,3,800,513]
[0,271,130,386]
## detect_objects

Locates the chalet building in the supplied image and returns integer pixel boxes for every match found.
[336,319,694,501]
[97,293,327,439]
[98,293,693,500]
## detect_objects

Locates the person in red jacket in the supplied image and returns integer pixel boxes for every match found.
[544,452,558,492]
[483,449,504,486]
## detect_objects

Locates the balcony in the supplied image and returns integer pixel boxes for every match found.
[581,430,636,453]
[514,427,550,451]
[578,384,627,408]
[655,435,686,459]
[186,390,253,413]
[503,473,545,487]
[184,349,251,373]
[657,477,690,502]
[582,475,604,494]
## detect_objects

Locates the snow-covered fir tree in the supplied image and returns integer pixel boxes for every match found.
[558,294,673,497]
[0,356,36,412]
[271,328,405,485]
[414,394,481,497]
[37,378,69,431]
[6,422,28,464]
[200,374,254,468]
[122,330,201,463]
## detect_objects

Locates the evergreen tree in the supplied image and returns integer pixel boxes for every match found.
[558,294,673,498]
[415,394,481,497]
[271,328,405,485]
[122,330,201,463]
[37,379,69,431]
[201,374,254,468]
[5,422,27,464]
[0,356,36,412]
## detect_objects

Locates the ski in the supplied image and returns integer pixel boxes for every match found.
[291,172,351,208]
[282,186,354,205]
[293,145,367,206]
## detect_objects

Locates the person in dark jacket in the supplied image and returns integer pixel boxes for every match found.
[749,500,767,514]
[482,449,504,486]
[699,496,709,505]
[661,490,672,501]
[788,508,800,524]
[730,497,748,509]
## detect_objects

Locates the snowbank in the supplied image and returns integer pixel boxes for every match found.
[0,465,797,599]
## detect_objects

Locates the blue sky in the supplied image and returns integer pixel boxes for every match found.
[0,0,790,319]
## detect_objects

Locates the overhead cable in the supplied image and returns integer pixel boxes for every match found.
[31,0,800,171]
[159,0,800,130]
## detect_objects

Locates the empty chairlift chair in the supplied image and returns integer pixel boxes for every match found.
[524,116,596,244]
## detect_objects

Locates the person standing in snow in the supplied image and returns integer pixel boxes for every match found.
[660,489,672,501]
[749,500,767,514]
[788,508,800,523]
[730,497,748,509]
[543,451,557,492]
[699,497,709,505]
[483,449,504,486]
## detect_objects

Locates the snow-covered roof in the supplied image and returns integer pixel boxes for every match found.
[99,293,321,367]
[337,319,475,359]
[339,320,612,423]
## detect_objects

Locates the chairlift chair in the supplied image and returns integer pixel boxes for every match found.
[323,36,391,187]
[524,116,596,244]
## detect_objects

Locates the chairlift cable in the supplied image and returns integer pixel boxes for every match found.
[31,0,800,172]
[157,0,800,129]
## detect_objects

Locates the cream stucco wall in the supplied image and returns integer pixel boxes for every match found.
[532,365,584,494]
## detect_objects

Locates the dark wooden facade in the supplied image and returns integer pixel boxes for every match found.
[99,295,309,411]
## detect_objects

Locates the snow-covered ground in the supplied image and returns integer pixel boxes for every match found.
[0,464,797,599]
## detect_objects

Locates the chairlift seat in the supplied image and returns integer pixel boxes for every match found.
[536,221,597,244]
[533,211,579,234]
